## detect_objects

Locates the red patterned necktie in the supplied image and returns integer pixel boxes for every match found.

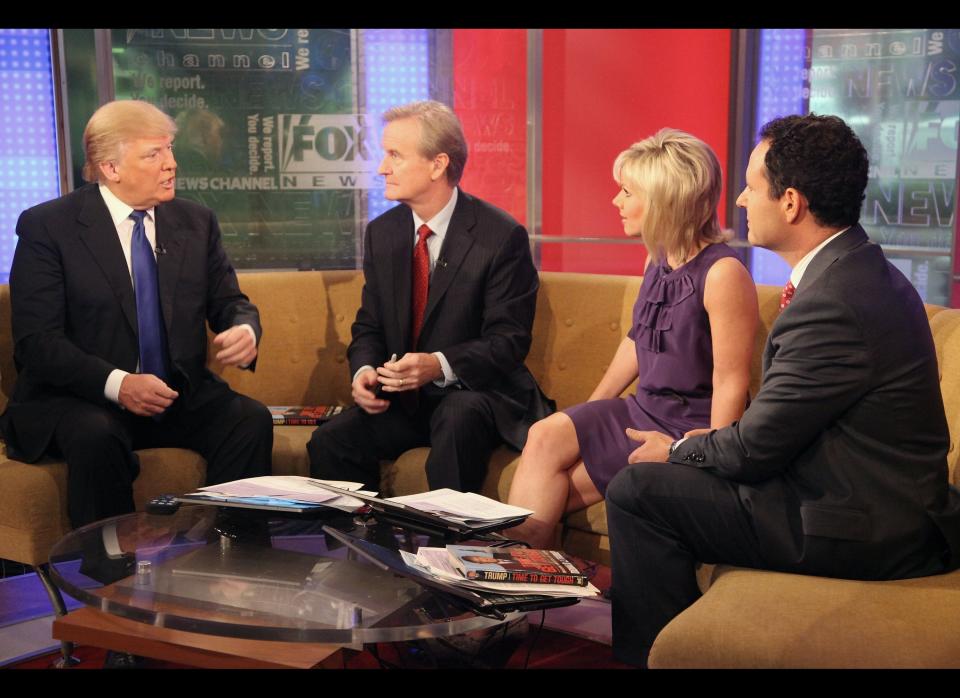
[411,224,434,349]
[779,279,796,311]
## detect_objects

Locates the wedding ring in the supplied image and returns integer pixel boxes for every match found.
[399,378,405,386]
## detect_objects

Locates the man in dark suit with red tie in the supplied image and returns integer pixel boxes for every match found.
[308,100,553,493]
[0,100,273,528]
[606,114,960,667]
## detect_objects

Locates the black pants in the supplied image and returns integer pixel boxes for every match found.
[52,383,273,528]
[307,389,502,493]
[605,461,950,668]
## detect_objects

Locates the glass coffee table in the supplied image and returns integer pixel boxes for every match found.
[47,505,526,668]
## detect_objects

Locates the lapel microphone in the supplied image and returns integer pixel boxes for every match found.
[155,245,167,256]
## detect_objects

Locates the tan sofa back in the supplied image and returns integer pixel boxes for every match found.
[2,270,959,485]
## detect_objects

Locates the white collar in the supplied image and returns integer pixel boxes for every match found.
[412,187,458,237]
[790,227,850,287]
[98,183,155,226]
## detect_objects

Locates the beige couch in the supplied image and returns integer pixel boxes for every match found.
[1,269,958,667]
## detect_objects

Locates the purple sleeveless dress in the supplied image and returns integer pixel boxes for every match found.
[565,242,741,495]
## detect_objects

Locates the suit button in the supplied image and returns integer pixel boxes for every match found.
[565,318,574,327]
[337,314,345,322]
[610,322,618,331]
[558,362,567,371]
[335,355,345,363]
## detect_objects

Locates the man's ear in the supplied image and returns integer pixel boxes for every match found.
[430,153,450,182]
[781,187,806,224]
[98,160,120,183]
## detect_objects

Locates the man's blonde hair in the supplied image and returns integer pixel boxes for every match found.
[383,100,467,185]
[82,100,177,182]
[613,128,726,264]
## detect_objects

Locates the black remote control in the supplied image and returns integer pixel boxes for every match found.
[146,494,181,515]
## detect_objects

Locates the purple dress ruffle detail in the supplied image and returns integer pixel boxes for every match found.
[565,242,741,495]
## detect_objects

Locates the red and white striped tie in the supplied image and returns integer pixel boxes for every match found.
[779,280,796,311]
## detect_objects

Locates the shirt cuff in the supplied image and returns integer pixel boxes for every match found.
[102,522,123,557]
[353,365,375,384]
[432,352,459,388]
[105,369,129,405]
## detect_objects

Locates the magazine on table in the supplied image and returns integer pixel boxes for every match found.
[268,405,344,426]
[445,545,589,586]
[410,547,600,598]
[322,526,593,618]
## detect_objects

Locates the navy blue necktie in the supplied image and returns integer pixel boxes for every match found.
[130,211,169,381]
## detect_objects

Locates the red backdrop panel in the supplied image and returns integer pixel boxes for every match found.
[541,29,733,274]
[453,29,528,226]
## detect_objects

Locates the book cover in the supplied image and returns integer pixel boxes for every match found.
[268,405,343,426]
[447,545,588,586]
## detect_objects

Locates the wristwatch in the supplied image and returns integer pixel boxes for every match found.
[668,440,679,457]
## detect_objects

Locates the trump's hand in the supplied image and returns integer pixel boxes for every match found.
[213,325,257,367]
[626,429,673,464]
[353,368,389,414]
[377,352,442,392]
[119,374,179,417]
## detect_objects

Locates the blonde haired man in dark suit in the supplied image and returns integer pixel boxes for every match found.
[0,100,272,528]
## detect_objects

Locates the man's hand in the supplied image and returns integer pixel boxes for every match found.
[213,326,257,367]
[377,353,443,392]
[353,368,389,414]
[119,374,179,417]
[117,517,176,553]
[626,429,673,464]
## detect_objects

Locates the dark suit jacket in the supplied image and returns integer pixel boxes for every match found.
[349,189,554,450]
[0,183,261,462]
[671,226,960,576]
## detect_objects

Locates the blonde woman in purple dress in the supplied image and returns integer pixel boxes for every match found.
[507,129,759,549]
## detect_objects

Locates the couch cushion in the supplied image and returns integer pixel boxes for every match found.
[381,445,522,500]
[649,565,960,668]
[527,273,642,410]
[209,270,362,409]
[271,425,315,477]
[929,307,960,485]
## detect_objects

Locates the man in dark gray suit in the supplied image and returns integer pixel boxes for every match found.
[606,114,960,667]
[308,100,553,493]
[0,100,273,528]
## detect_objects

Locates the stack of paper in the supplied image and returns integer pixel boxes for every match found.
[406,547,600,599]
[191,476,371,512]
[387,488,533,526]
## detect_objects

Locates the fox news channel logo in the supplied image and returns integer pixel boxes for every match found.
[279,114,378,189]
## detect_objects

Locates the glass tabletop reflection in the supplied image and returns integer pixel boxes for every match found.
[48,505,519,644]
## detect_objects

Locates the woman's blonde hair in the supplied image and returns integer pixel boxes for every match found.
[82,100,177,182]
[613,128,726,264]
